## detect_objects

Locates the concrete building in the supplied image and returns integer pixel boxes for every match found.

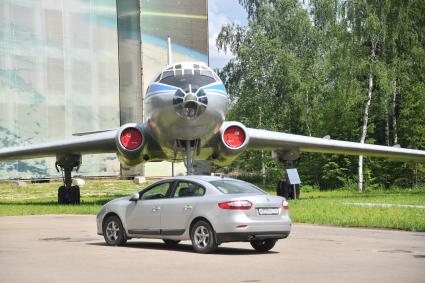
[0,0,208,179]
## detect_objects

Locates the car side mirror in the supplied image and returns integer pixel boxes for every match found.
[130,192,140,201]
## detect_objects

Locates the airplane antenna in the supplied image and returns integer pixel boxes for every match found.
[167,36,173,65]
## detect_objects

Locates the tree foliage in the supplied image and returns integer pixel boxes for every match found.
[217,0,425,189]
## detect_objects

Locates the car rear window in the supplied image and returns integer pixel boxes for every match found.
[210,180,266,194]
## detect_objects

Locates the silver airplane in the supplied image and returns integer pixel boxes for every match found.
[1,38,425,204]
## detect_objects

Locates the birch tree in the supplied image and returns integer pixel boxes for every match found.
[217,0,425,188]
[358,37,377,192]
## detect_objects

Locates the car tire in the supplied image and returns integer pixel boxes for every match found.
[163,239,181,246]
[250,239,277,252]
[190,220,217,253]
[103,216,127,246]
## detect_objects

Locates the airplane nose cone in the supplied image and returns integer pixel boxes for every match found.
[184,93,197,102]
[173,89,208,120]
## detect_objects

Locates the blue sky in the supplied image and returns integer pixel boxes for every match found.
[208,0,247,69]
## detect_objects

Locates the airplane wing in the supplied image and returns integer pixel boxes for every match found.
[0,130,117,161]
[246,128,425,161]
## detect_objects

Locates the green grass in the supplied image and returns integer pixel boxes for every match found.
[288,187,425,232]
[0,180,424,231]
[0,180,154,216]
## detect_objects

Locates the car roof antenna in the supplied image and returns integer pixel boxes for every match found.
[167,36,172,65]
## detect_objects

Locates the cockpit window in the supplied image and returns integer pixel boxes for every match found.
[157,63,219,89]
[159,74,216,90]
[154,74,161,82]
[162,70,174,79]
[200,69,214,78]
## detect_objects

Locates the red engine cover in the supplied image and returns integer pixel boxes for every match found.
[120,128,143,150]
[223,126,246,148]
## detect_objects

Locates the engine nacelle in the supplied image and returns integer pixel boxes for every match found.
[115,123,146,166]
[212,122,250,165]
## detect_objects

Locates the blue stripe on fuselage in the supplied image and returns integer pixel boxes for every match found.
[146,83,177,98]
[145,82,228,98]
[203,83,227,95]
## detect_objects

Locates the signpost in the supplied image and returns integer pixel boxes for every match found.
[286,168,301,200]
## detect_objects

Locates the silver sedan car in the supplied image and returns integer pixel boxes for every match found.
[96,175,291,253]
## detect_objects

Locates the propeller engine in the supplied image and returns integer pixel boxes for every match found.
[212,122,250,165]
[115,123,146,166]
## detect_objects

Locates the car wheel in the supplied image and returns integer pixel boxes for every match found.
[103,216,127,246]
[190,220,217,253]
[250,239,277,252]
[163,239,181,246]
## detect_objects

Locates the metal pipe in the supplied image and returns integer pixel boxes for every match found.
[167,36,172,65]
[186,140,192,175]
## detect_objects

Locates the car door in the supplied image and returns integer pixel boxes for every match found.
[125,181,174,235]
[160,181,206,235]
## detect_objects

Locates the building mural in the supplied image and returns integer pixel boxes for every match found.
[0,0,208,179]
[0,0,121,179]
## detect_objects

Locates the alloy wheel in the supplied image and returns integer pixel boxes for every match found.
[194,225,210,248]
[190,220,217,253]
[106,220,120,242]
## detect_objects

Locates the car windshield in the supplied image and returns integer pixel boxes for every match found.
[210,180,266,195]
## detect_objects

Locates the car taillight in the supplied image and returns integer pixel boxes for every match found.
[218,200,252,210]
[282,200,289,216]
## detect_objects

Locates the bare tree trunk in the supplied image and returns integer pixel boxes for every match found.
[358,39,377,193]
[261,150,266,186]
[414,163,418,188]
[384,94,390,146]
[392,79,398,145]
[305,91,312,137]
[358,155,364,192]
[259,107,266,186]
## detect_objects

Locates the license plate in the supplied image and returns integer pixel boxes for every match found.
[258,208,279,215]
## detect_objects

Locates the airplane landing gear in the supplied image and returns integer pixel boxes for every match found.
[55,154,82,204]
[174,139,200,175]
[273,152,301,200]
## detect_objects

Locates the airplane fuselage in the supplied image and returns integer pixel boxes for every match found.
[144,62,229,159]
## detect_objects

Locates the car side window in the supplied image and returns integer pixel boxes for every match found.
[140,182,171,200]
[172,181,205,198]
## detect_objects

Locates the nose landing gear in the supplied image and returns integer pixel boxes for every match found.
[174,139,200,175]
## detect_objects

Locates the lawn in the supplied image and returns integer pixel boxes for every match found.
[0,179,424,231]
[0,180,154,216]
[288,188,425,232]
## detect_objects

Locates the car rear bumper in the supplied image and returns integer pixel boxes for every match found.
[216,231,290,243]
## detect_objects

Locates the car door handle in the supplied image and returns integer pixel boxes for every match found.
[184,205,193,211]
[152,206,161,212]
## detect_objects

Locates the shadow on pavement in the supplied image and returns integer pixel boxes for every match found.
[88,241,278,255]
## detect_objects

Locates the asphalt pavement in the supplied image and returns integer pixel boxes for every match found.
[0,215,424,283]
